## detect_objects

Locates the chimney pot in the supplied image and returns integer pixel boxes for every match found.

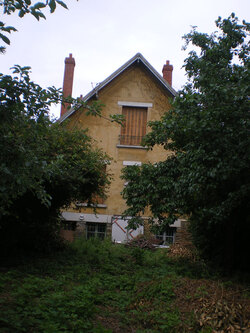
[162,60,173,86]
[65,53,75,65]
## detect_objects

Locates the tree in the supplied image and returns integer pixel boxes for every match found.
[0,0,126,253]
[122,14,250,271]
[0,66,110,252]
[0,0,70,53]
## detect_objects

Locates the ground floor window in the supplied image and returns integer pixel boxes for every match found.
[61,221,76,231]
[155,227,176,246]
[86,223,106,240]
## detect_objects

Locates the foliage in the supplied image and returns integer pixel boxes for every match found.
[0,240,197,332]
[122,14,250,271]
[0,0,70,53]
[0,0,124,252]
[0,240,249,332]
[0,66,110,252]
[71,98,125,125]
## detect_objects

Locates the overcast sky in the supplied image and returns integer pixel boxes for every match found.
[1,0,249,118]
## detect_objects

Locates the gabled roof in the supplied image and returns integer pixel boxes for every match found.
[59,53,177,122]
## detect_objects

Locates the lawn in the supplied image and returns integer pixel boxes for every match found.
[0,238,249,332]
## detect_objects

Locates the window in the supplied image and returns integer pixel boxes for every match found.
[120,106,147,146]
[61,221,76,231]
[155,227,176,246]
[86,223,106,240]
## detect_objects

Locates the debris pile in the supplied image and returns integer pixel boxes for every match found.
[125,235,160,250]
[195,299,250,333]
[168,243,198,262]
[174,277,250,333]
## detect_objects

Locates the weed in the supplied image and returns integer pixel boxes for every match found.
[0,239,249,332]
[131,247,145,265]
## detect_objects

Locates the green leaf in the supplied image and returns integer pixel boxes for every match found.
[2,25,17,33]
[56,0,68,9]
[18,9,25,18]
[32,2,47,10]
[0,33,10,45]
[0,46,6,54]
[31,10,46,21]
[49,0,56,13]
[31,10,40,20]
[37,11,46,19]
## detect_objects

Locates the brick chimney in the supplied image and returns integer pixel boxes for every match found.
[162,60,173,86]
[60,53,75,117]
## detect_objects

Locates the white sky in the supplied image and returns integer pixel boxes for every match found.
[1,0,249,119]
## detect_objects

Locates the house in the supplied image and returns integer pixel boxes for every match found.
[59,53,184,244]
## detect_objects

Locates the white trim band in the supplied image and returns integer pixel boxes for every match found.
[61,212,112,223]
[123,161,142,166]
[118,101,153,108]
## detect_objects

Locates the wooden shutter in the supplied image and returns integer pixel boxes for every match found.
[120,106,147,145]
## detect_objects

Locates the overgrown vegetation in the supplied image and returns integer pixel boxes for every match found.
[0,239,249,332]
[0,66,110,253]
[122,14,250,272]
[0,0,126,255]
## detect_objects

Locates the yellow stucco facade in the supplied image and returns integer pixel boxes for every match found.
[60,54,178,241]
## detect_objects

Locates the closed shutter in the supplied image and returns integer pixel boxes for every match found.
[120,106,147,145]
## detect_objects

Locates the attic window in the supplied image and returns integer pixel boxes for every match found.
[119,106,147,146]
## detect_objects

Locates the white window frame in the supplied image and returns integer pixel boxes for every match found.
[117,102,152,149]
[155,227,176,246]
